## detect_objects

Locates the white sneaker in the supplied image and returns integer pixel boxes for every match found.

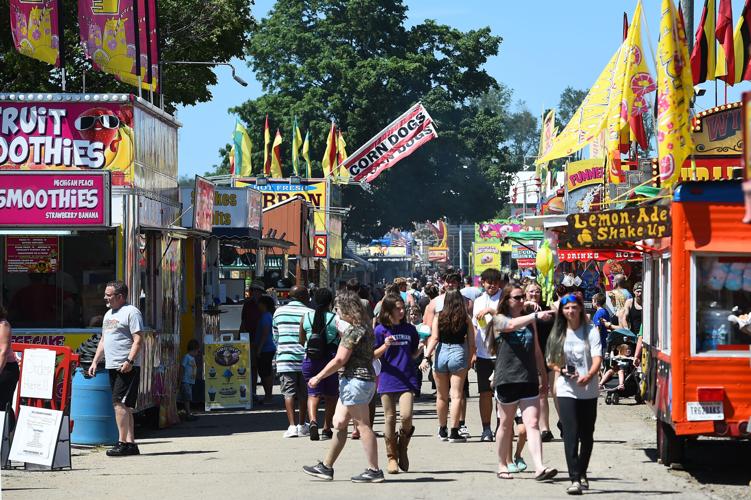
[459,424,470,439]
[283,425,298,438]
[297,423,310,436]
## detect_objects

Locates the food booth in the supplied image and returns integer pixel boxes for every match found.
[0,93,183,426]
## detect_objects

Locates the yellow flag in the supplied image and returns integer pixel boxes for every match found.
[605,1,655,184]
[656,0,694,188]
[537,47,622,164]
[292,117,303,176]
[270,129,283,178]
[263,115,271,176]
[302,131,312,178]
[233,120,253,177]
[335,130,350,183]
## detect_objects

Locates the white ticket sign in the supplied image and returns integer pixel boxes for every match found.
[19,348,56,399]
[9,406,63,466]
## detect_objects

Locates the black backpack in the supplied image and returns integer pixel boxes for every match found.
[306,314,335,360]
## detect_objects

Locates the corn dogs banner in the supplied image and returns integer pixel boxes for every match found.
[340,103,437,183]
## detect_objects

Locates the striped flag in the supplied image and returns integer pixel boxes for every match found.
[263,115,271,176]
[302,131,312,178]
[292,117,303,176]
[322,122,337,178]
[232,120,253,177]
[733,0,751,83]
[270,129,283,178]
[691,0,717,85]
[716,0,735,84]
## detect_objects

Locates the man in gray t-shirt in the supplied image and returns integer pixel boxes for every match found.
[89,280,144,457]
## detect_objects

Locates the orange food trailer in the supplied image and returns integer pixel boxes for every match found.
[642,180,751,466]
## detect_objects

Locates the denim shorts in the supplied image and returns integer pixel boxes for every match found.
[339,376,376,406]
[434,342,467,373]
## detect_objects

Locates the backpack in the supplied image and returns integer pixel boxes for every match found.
[305,313,335,360]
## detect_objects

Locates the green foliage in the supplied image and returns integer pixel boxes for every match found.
[556,86,588,127]
[0,0,254,112]
[230,0,505,240]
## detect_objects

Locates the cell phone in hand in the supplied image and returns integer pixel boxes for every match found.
[565,364,576,377]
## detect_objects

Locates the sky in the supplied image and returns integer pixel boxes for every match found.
[175,0,751,179]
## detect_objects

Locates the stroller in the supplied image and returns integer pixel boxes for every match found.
[601,328,643,405]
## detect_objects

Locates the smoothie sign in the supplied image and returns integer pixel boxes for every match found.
[0,171,110,227]
[0,100,136,184]
[567,206,670,247]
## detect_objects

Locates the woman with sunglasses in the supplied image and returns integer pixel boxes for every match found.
[546,293,602,495]
[480,284,557,481]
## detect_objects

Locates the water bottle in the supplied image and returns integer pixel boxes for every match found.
[700,302,732,351]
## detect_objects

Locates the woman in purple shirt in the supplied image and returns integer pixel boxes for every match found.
[374,295,422,475]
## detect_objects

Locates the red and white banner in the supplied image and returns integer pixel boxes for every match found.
[364,124,437,183]
[557,249,641,263]
[340,103,436,182]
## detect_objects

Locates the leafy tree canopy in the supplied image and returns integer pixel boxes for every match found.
[230,0,511,240]
[0,0,254,112]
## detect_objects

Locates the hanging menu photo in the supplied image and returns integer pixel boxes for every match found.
[5,237,59,273]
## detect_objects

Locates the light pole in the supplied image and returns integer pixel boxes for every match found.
[159,60,248,108]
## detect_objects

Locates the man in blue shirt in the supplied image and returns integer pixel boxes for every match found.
[591,292,611,356]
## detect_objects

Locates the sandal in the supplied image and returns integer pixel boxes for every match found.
[507,462,519,473]
[496,471,513,479]
[535,467,558,481]
[514,457,527,472]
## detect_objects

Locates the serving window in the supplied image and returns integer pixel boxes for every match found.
[0,232,116,329]
[692,254,751,355]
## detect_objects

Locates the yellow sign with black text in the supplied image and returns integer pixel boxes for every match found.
[567,206,670,247]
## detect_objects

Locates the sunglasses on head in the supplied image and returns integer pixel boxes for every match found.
[560,293,580,306]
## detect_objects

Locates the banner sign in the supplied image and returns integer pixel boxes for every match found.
[78,0,157,89]
[516,258,536,268]
[247,188,262,231]
[248,180,327,233]
[10,0,61,66]
[567,206,670,247]
[511,243,537,260]
[428,248,448,262]
[313,234,327,257]
[6,236,58,273]
[473,243,502,276]
[192,176,214,233]
[475,220,522,243]
[340,103,436,182]
[0,171,110,227]
[0,99,136,183]
[363,123,437,183]
[557,249,641,263]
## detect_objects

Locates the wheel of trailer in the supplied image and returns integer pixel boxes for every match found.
[656,420,684,467]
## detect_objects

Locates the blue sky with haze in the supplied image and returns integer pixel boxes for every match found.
[175,0,751,178]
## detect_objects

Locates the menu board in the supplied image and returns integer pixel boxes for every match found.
[204,334,252,411]
[5,237,59,273]
[9,406,63,467]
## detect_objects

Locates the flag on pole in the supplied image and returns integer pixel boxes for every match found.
[656,0,695,188]
[292,117,303,176]
[335,130,350,183]
[263,115,271,177]
[302,131,312,178]
[732,0,751,83]
[233,120,253,177]
[10,0,62,66]
[322,122,337,178]
[270,129,283,178]
[691,0,717,85]
[229,145,236,175]
[716,0,735,84]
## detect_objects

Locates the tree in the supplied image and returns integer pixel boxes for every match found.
[557,86,588,127]
[505,102,538,169]
[231,0,504,240]
[0,0,254,112]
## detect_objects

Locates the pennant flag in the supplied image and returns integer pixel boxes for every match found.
[302,131,312,178]
[270,129,283,178]
[322,122,337,178]
[233,120,253,177]
[10,0,61,66]
[656,0,695,188]
[691,0,717,85]
[292,117,303,176]
[339,103,436,182]
[263,115,271,177]
[606,1,655,183]
[147,0,160,91]
[537,47,623,164]
[716,0,735,84]
[229,145,236,176]
[335,130,350,183]
[733,0,751,83]
[536,109,556,178]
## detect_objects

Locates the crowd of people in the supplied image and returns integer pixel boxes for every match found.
[231,269,644,494]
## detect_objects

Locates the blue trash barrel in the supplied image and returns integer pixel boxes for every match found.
[71,367,118,445]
